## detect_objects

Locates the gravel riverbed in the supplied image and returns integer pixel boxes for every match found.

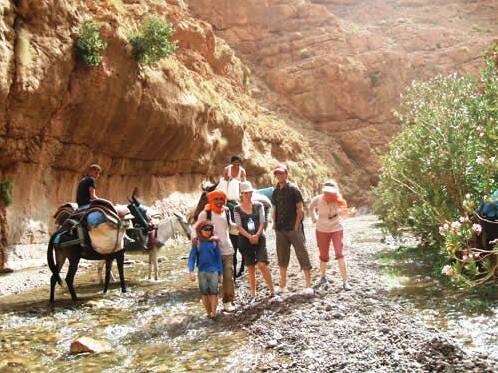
[222,215,498,372]
[0,215,496,372]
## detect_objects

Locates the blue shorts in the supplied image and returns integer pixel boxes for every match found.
[198,271,219,295]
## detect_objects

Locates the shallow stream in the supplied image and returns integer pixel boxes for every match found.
[0,217,497,371]
[372,243,498,361]
[0,246,252,372]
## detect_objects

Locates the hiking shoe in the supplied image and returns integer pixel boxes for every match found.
[302,287,315,296]
[270,294,283,303]
[318,276,328,286]
[274,286,288,295]
[342,281,352,291]
[223,302,236,312]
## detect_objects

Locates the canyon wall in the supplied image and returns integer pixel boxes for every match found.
[0,0,496,255]
[188,0,498,196]
[0,0,326,253]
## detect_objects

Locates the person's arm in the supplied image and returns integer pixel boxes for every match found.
[234,208,251,239]
[223,166,230,181]
[256,203,265,237]
[89,186,97,200]
[309,196,318,223]
[240,168,247,182]
[191,211,206,243]
[215,243,223,276]
[295,202,304,231]
[271,190,277,229]
[294,187,304,231]
[188,246,197,280]
[88,177,97,200]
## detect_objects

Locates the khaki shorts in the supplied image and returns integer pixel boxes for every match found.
[275,230,311,270]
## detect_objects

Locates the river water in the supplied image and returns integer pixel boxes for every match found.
[0,217,496,371]
[0,246,254,372]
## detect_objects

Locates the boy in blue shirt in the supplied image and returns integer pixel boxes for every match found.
[188,220,223,318]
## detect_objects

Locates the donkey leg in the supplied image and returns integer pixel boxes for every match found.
[66,255,80,302]
[50,252,67,303]
[116,250,127,293]
[50,275,58,303]
[103,258,113,294]
[152,246,158,281]
[148,249,152,280]
[97,260,105,285]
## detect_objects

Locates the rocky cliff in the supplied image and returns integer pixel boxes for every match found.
[1,0,497,253]
[0,0,326,250]
[188,0,498,196]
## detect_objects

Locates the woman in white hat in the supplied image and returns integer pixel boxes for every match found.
[234,181,276,301]
[308,180,351,290]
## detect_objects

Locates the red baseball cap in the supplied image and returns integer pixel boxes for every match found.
[273,164,288,174]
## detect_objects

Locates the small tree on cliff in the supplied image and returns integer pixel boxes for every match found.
[75,21,107,67]
[129,16,177,66]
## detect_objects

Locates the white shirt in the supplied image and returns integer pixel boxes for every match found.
[194,209,234,256]
[309,195,343,233]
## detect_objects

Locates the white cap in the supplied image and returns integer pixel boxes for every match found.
[322,181,339,194]
[240,181,254,193]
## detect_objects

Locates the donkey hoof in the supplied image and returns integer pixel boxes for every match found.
[121,288,127,294]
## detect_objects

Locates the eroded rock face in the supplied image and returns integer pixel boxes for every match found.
[188,0,498,197]
[0,0,325,246]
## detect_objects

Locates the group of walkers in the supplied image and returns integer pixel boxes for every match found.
[188,157,351,319]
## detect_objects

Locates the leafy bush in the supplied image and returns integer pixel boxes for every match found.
[129,16,177,66]
[0,180,12,206]
[373,46,498,286]
[75,21,107,67]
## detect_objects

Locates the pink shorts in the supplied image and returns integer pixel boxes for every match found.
[316,230,344,262]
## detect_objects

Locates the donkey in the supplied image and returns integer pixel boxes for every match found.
[47,224,129,303]
[96,212,191,282]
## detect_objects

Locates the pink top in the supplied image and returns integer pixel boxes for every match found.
[309,195,343,233]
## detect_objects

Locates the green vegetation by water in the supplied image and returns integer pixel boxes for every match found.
[374,45,498,286]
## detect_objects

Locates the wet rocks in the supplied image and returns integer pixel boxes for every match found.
[70,336,112,354]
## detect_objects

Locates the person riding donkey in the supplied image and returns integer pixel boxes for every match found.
[192,189,237,312]
[222,155,246,278]
[76,164,102,209]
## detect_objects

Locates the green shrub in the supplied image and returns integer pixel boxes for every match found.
[368,71,381,87]
[129,16,177,66]
[75,21,107,67]
[373,46,498,286]
[0,180,12,207]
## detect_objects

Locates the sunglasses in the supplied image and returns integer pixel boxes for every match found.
[201,227,213,232]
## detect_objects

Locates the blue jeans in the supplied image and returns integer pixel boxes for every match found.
[198,271,219,295]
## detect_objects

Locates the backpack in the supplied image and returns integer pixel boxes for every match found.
[206,208,238,235]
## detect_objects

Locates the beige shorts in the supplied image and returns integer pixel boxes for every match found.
[275,230,311,270]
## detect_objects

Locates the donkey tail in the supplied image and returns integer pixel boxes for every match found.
[47,233,63,285]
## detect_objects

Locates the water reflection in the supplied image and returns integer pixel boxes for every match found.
[374,246,498,360]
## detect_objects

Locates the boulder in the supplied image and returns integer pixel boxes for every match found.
[70,337,112,354]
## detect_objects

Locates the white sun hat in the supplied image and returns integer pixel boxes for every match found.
[240,181,255,193]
